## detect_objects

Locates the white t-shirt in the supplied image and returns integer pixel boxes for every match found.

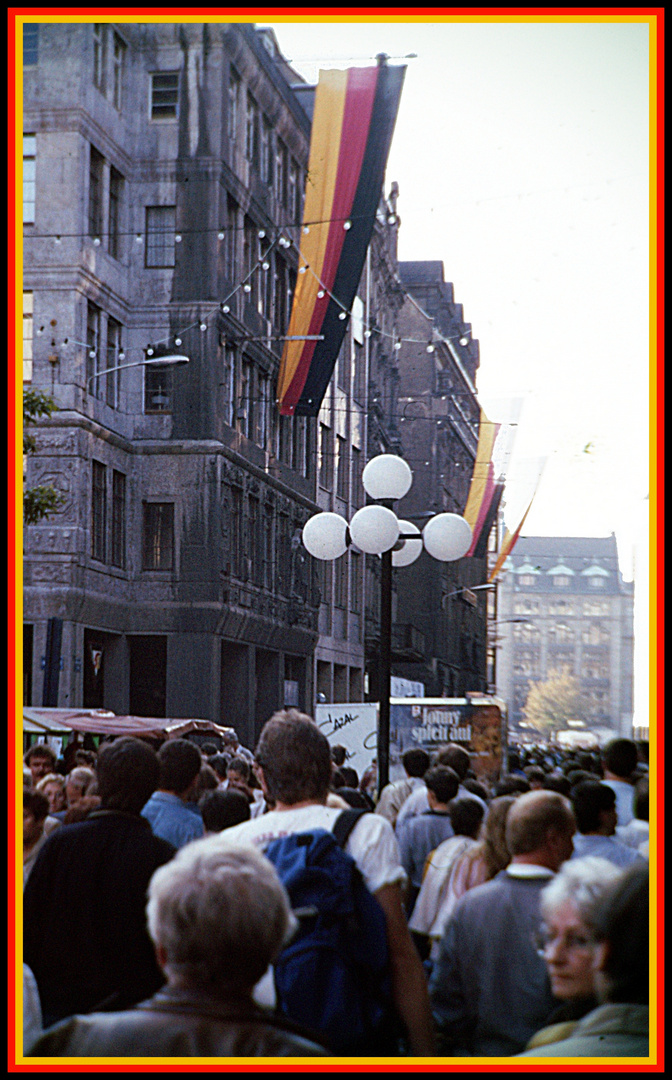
[214,803,406,895]
[395,783,487,835]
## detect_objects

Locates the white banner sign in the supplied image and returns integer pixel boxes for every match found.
[314,703,378,778]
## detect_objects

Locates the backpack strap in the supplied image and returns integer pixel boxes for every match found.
[333,807,369,849]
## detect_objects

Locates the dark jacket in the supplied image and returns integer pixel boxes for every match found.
[23,809,175,1027]
[27,986,327,1057]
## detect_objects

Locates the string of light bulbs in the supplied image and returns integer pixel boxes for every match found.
[35,219,473,364]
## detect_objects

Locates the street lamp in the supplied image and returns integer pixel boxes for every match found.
[302,453,473,794]
[86,350,190,394]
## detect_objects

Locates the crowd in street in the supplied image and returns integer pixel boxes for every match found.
[22,716,651,1059]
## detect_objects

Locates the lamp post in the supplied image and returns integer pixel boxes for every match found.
[86,350,190,395]
[302,453,473,795]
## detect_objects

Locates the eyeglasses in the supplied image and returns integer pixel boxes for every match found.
[535,927,594,955]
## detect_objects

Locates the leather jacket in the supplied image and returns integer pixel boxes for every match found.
[27,986,327,1058]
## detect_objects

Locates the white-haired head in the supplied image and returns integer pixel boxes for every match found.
[146,838,296,992]
[540,856,622,927]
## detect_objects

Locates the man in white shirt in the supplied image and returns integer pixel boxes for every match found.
[214,710,435,1056]
[395,743,486,835]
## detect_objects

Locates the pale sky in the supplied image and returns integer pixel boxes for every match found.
[263,16,652,727]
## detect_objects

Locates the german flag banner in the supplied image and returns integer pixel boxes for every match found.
[463,409,517,557]
[277,62,405,417]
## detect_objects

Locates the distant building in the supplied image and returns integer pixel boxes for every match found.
[495,535,634,738]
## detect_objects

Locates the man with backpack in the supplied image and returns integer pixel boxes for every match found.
[213,709,436,1056]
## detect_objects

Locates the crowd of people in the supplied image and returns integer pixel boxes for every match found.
[22,718,652,1059]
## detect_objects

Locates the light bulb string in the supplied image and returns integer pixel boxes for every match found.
[35,221,473,360]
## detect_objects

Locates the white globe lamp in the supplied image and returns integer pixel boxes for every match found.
[302,512,348,560]
[362,454,413,501]
[422,513,472,562]
[392,521,423,567]
[349,505,400,555]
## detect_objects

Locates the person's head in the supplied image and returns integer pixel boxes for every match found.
[65,766,96,807]
[337,787,370,809]
[339,766,359,789]
[193,764,219,800]
[157,739,203,797]
[633,776,649,822]
[208,753,231,781]
[424,765,460,808]
[24,744,57,786]
[567,768,600,789]
[96,736,160,814]
[572,780,618,836]
[602,738,638,781]
[222,731,240,752]
[331,744,347,768]
[462,778,490,802]
[543,771,572,797]
[74,749,97,770]
[254,710,332,805]
[592,863,649,1005]
[35,772,66,814]
[23,790,49,846]
[539,856,622,1001]
[330,766,345,790]
[200,742,218,758]
[146,838,296,992]
[200,789,251,833]
[226,756,251,785]
[434,743,471,781]
[480,795,516,877]
[494,774,531,797]
[524,765,547,790]
[505,790,576,871]
[401,747,430,779]
[449,795,485,839]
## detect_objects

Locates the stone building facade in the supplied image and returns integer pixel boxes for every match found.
[495,535,635,738]
[384,261,488,697]
[23,22,324,747]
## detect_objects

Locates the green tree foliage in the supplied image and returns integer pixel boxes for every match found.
[23,389,64,525]
[522,669,584,738]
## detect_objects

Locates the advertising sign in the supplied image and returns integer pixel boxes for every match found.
[316,697,506,785]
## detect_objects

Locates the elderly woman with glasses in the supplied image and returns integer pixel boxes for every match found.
[525,856,622,1051]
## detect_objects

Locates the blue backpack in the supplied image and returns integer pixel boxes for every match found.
[264,809,399,1055]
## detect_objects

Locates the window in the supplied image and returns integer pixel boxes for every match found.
[261,117,273,185]
[246,93,259,168]
[145,206,176,268]
[230,487,242,577]
[288,160,298,224]
[88,145,104,239]
[353,338,366,403]
[261,241,273,318]
[262,505,274,589]
[335,554,348,609]
[351,447,363,508]
[86,300,102,395]
[350,550,362,613]
[584,599,609,616]
[91,461,106,562]
[151,72,179,119]
[143,503,174,570]
[514,599,541,615]
[293,416,308,476]
[23,292,33,383]
[335,435,348,499]
[257,372,270,449]
[248,496,261,584]
[111,470,126,568]
[112,32,126,110]
[227,68,240,141]
[319,423,333,490]
[108,166,123,259]
[24,24,38,65]
[279,416,292,466]
[93,24,107,90]
[275,139,288,205]
[144,365,173,413]
[23,134,36,224]
[106,317,122,408]
[519,574,536,587]
[587,576,605,589]
[553,575,571,589]
[277,513,291,595]
[222,344,237,426]
[224,196,238,280]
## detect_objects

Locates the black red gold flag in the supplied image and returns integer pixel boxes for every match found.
[277,61,405,416]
